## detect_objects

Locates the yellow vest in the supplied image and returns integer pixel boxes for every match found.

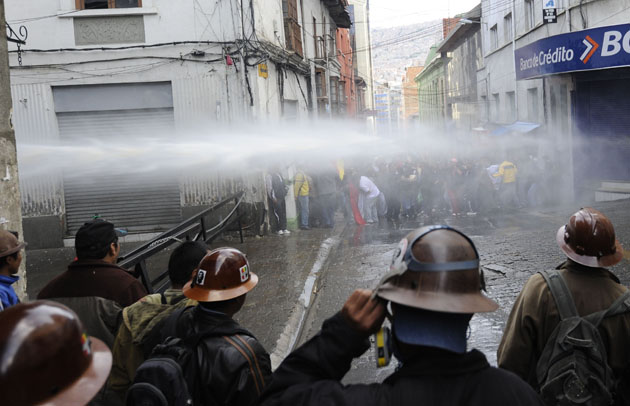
[294,172,310,196]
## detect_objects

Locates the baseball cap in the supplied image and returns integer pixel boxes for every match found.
[75,219,124,257]
[0,230,27,258]
[392,303,472,354]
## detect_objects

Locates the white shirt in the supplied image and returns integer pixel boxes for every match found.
[359,176,380,199]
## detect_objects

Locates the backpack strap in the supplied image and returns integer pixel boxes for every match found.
[222,334,266,396]
[584,290,630,327]
[160,292,167,304]
[539,270,579,320]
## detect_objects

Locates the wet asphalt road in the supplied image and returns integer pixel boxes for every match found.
[296,200,630,384]
[24,199,630,385]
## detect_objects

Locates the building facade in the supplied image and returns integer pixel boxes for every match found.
[438,5,482,132]
[6,0,351,247]
[414,45,448,127]
[479,0,630,201]
[402,65,424,122]
[336,27,357,116]
[348,0,374,112]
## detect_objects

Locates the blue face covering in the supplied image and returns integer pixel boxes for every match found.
[391,304,472,354]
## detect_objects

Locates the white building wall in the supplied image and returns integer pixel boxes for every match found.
[5,0,236,51]
[480,0,630,202]
[349,0,374,109]
[481,0,630,126]
[6,0,348,239]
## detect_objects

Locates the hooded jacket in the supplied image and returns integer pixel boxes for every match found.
[108,289,196,401]
[260,312,543,406]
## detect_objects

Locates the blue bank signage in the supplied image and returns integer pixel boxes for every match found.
[515,24,630,80]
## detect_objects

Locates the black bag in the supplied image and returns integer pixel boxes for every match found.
[536,270,630,406]
[126,308,208,406]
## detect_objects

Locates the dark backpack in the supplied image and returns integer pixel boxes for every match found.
[126,308,210,406]
[536,270,630,406]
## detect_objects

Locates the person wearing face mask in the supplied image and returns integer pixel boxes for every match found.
[259,225,543,406]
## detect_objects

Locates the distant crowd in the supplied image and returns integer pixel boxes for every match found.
[265,153,563,234]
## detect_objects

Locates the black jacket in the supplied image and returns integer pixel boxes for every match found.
[168,306,272,406]
[260,312,543,406]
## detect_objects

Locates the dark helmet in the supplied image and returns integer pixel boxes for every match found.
[375,226,498,353]
[556,207,623,268]
[0,301,112,406]
[183,247,258,302]
[0,230,26,258]
[376,225,498,314]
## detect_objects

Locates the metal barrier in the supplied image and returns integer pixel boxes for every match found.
[118,191,245,293]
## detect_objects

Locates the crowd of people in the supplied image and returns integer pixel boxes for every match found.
[265,153,562,234]
[1,205,629,405]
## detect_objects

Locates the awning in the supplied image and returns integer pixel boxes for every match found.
[490,121,540,136]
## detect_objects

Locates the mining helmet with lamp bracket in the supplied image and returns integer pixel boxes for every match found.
[556,207,623,268]
[372,225,498,366]
[183,247,258,302]
[0,301,112,406]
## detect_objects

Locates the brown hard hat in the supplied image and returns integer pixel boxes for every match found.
[376,225,498,314]
[0,230,26,258]
[556,207,623,268]
[183,247,258,302]
[0,301,112,406]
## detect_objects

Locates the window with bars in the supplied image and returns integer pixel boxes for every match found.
[76,0,141,9]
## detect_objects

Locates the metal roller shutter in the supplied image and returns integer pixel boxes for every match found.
[58,108,182,234]
[575,79,630,184]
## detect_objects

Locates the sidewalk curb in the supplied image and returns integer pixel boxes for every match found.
[270,228,343,370]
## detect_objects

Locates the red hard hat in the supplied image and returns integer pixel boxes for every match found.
[0,301,112,406]
[183,247,258,302]
[556,207,623,268]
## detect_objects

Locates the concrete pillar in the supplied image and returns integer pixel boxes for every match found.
[0,0,26,300]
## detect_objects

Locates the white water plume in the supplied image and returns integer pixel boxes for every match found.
[16,120,457,179]
[15,118,573,181]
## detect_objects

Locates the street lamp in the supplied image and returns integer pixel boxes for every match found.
[457,18,486,26]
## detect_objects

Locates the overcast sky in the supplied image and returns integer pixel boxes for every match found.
[369,0,482,28]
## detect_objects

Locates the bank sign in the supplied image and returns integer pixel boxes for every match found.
[515,24,630,80]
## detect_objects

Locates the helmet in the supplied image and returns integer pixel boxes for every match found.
[556,207,623,268]
[0,301,112,406]
[0,230,26,258]
[376,225,498,314]
[183,247,258,302]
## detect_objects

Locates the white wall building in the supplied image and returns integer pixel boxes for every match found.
[348,0,374,111]
[6,0,350,247]
[478,0,630,202]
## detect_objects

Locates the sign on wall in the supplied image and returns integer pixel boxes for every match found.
[258,63,268,79]
[514,24,630,80]
[543,0,557,24]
